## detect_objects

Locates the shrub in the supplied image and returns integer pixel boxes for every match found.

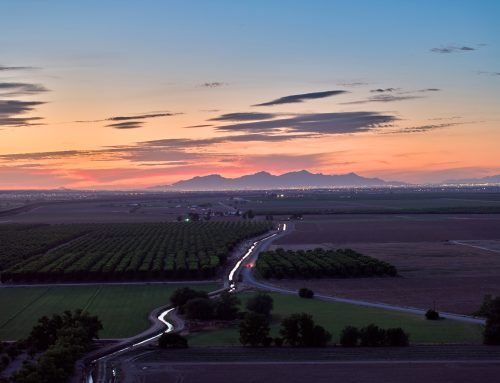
[246,293,274,317]
[274,337,284,347]
[298,288,314,299]
[359,324,385,347]
[158,333,188,349]
[184,298,214,320]
[170,288,209,312]
[339,326,359,347]
[425,309,440,320]
[385,328,409,347]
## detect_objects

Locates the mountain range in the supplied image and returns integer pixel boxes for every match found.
[150,170,404,191]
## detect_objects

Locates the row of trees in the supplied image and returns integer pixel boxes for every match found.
[339,325,409,347]
[10,310,102,383]
[2,221,273,283]
[257,248,397,279]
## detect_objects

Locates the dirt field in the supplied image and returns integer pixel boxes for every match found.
[275,214,500,244]
[271,241,500,314]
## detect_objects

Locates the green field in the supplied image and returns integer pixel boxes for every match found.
[0,283,218,340]
[189,292,483,346]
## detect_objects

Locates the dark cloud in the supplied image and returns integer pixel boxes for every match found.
[107,112,177,121]
[106,121,144,129]
[0,82,49,97]
[430,45,476,54]
[200,82,227,88]
[342,94,421,105]
[253,90,347,106]
[0,65,37,71]
[0,100,46,127]
[215,112,396,135]
[209,112,277,121]
[370,88,399,93]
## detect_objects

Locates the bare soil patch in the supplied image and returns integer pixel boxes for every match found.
[275,214,500,244]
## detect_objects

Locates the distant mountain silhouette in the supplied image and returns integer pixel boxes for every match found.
[445,174,500,185]
[150,170,404,191]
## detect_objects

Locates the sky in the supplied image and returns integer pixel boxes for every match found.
[0,0,499,189]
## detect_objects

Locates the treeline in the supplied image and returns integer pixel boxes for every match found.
[256,248,397,279]
[2,221,272,283]
[8,310,102,383]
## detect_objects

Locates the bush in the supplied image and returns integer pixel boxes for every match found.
[246,293,273,317]
[298,288,314,299]
[274,337,283,347]
[170,288,209,312]
[385,328,409,347]
[339,326,359,347]
[425,309,440,320]
[239,312,270,347]
[158,333,188,349]
[359,324,385,347]
[184,298,214,320]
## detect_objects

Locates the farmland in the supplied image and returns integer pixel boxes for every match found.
[256,248,396,279]
[1,221,272,283]
[271,213,500,314]
[0,283,218,340]
[188,292,482,346]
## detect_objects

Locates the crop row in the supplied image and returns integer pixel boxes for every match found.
[256,248,397,279]
[2,221,272,282]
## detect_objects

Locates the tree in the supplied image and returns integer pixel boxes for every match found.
[425,309,440,320]
[170,288,209,312]
[359,324,386,347]
[246,293,273,317]
[214,292,240,320]
[298,288,314,299]
[385,328,409,346]
[184,298,214,320]
[280,313,331,347]
[158,333,188,349]
[339,326,359,347]
[239,312,270,347]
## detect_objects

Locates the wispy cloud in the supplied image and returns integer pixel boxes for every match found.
[199,82,227,88]
[0,100,46,127]
[0,65,37,71]
[0,82,49,97]
[253,90,347,106]
[430,45,476,54]
[370,88,400,93]
[209,112,277,121]
[342,94,421,105]
[382,122,464,134]
[76,112,179,126]
[107,112,177,121]
[477,71,500,76]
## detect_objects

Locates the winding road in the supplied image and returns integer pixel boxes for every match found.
[86,221,485,382]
